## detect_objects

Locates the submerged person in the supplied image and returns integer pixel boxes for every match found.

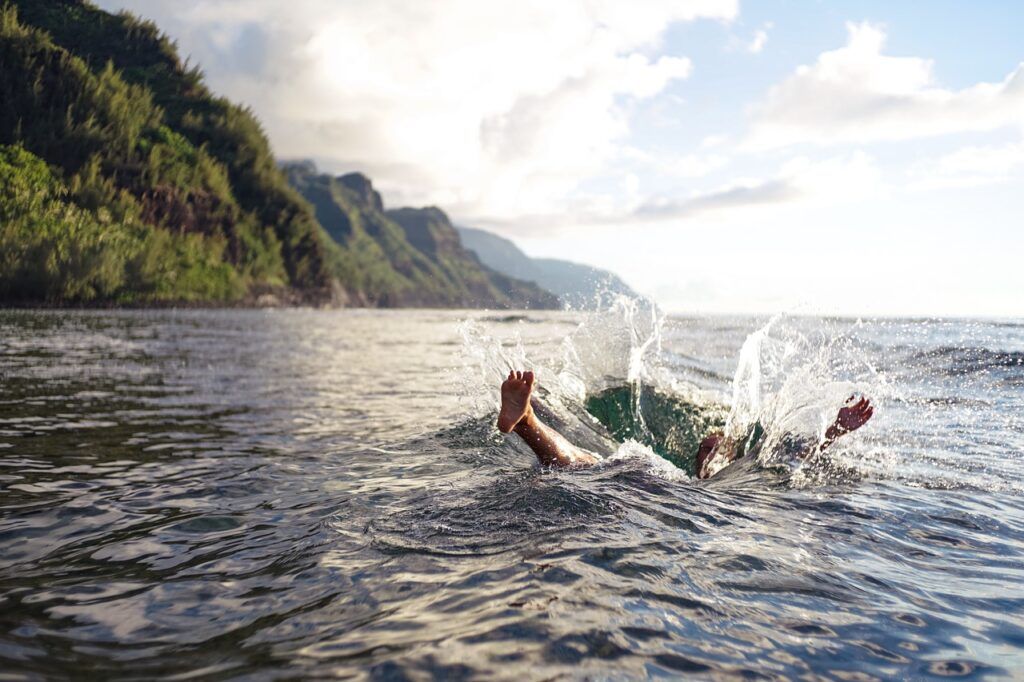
[496,370,874,479]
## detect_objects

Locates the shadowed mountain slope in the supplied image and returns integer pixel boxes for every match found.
[1,0,335,303]
[286,163,559,309]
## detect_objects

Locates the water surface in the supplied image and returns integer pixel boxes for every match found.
[1,309,1022,679]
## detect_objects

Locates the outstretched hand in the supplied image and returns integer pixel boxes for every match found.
[821,395,873,452]
[836,395,873,433]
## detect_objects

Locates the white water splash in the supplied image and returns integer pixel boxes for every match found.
[724,314,778,440]
[456,304,1023,491]
[599,439,691,482]
[719,316,892,478]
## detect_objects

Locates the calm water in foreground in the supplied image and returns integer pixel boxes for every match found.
[1,308,1023,680]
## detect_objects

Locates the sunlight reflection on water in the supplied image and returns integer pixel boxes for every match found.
[1,309,1022,678]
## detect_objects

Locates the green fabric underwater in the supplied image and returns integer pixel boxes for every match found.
[584,385,727,476]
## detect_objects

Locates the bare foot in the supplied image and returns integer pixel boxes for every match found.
[498,370,535,433]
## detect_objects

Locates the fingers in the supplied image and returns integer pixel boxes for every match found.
[846,395,869,410]
[524,370,534,387]
[846,394,872,407]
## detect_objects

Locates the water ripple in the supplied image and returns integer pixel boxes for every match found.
[0,310,1022,678]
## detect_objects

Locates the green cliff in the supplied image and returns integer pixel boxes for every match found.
[286,163,559,308]
[1,0,333,304]
[0,0,559,309]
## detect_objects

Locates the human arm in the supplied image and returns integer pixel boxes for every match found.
[820,396,873,452]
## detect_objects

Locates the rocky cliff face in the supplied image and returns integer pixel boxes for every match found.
[337,173,384,213]
[286,163,560,309]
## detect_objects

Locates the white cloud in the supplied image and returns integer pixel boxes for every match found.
[747,23,772,54]
[780,150,881,201]
[747,29,768,54]
[700,133,729,149]
[908,141,1024,189]
[935,142,1024,175]
[746,22,1024,150]
[726,21,771,55]
[97,0,737,222]
[635,178,798,220]
[621,145,730,178]
[472,150,880,236]
[632,150,879,221]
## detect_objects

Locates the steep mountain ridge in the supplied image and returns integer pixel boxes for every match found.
[286,163,559,308]
[0,0,557,309]
[1,0,330,303]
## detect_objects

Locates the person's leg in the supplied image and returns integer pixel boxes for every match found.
[695,433,741,479]
[498,370,600,469]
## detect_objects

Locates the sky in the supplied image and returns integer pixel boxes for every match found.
[96,0,1024,317]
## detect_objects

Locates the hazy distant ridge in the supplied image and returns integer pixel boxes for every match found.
[457,226,638,309]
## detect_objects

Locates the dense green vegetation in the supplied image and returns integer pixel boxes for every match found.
[0,0,330,303]
[286,163,558,308]
[0,144,241,302]
[1,0,558,307]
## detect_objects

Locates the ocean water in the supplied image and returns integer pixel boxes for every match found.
[1,307,1022,679]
